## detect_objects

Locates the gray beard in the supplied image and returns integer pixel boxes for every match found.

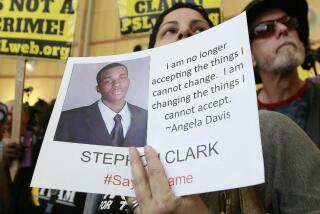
[256,44,305,75]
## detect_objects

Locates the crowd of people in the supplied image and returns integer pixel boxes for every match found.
[1,0,320,213]
[0,99,87,214]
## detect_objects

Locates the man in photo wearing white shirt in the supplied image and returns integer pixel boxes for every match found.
[54,63,147,147]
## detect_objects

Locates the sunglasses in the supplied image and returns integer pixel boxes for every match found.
[250,16,299,40]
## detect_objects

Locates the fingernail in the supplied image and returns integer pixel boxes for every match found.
[129,147,135,156]
[144,145,151,154]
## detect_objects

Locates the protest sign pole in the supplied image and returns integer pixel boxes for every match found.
[10,58,26,180]
[82,0,94,56]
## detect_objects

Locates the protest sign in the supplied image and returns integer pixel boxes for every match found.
[117,0,221,35]
[0,0,78,60]
[31,12,264,196]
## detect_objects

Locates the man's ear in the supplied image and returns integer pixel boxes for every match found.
[251,52,257,67]
[96,85,100,93]
[251,52,262,83]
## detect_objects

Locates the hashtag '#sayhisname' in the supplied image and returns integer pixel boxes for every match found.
[104,174,113,184]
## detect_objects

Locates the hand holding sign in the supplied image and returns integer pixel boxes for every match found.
[129,146,208,214]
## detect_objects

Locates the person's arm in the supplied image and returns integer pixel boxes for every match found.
[128,146,208,214]
[0,142,23,214]
[0,162,14,214]
[258,110,320,213]
[0,143,14,214]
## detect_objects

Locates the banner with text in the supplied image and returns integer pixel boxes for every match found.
[0,0,78,60]
[32,13,264,196]
[117,0,222,35]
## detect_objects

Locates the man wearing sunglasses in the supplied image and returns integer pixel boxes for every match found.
[245,0,320,149]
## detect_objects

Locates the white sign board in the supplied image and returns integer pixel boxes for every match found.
[32,12,264,196]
